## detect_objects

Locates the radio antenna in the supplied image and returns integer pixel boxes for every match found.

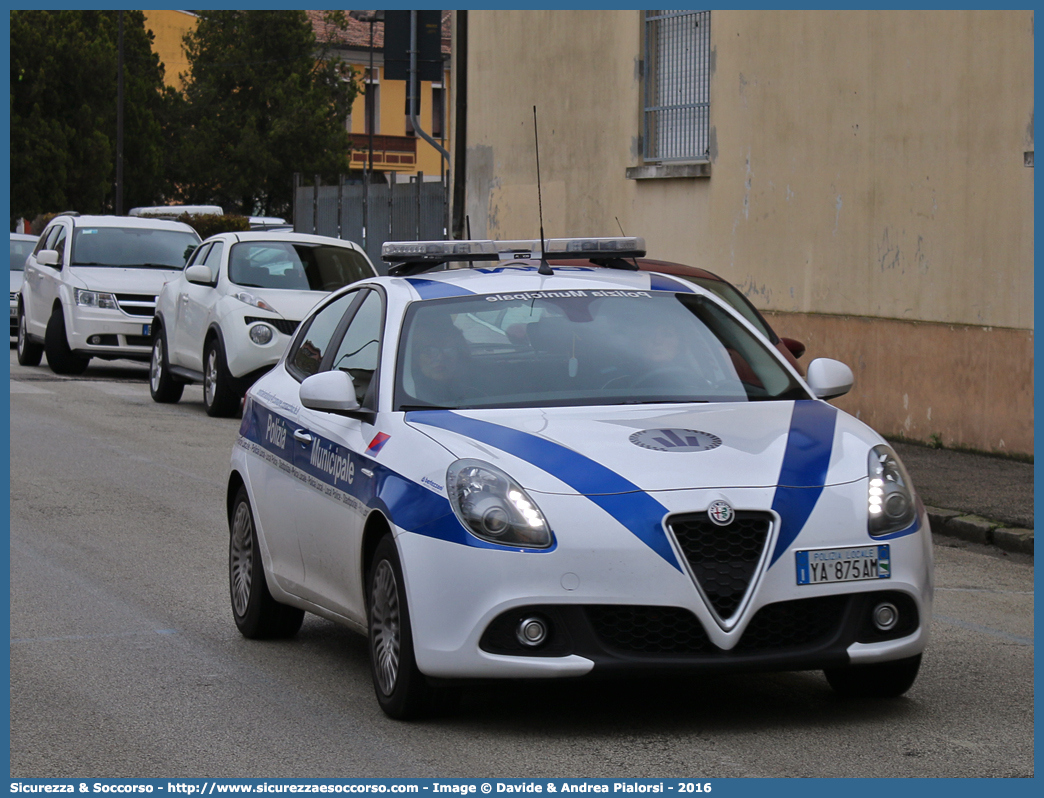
[533,106,553,276]
[616,216,640,270]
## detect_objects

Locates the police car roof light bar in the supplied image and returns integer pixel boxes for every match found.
[383,237,647,275]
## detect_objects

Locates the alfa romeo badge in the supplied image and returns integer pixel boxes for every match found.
[708,500,735,526]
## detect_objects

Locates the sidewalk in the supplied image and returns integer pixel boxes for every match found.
[891,441,1034,556]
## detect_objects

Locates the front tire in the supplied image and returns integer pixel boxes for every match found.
[150,331,184,403]
[203,337,239,417]
[16,309,43,366]
[368,536,457,719]
[44,306,90,375]
[229,486,304,639]
[824,653,922,698]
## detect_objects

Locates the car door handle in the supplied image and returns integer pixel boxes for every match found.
[293,429,313,445]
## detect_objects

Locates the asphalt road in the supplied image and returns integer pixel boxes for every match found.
[7,351,1035,778]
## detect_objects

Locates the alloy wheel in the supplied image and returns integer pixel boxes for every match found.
[205,349,217,406]
[370,560,401,696]
[230,501,254,618]
[150,342,163,393]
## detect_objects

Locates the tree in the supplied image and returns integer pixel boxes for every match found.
[10,11,174,222]
[174,11,359,218]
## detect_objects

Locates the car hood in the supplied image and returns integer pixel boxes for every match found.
[10,272,24,293]
[66,266,181,294]
[405,401,877,495]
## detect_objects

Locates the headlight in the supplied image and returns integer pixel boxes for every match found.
[249,324,274,344]
[867,444,916,536]
[446,459,552,548]
[75,289,117,310]
[233,291,276,312]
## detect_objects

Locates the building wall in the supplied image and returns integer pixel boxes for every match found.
[142,10,197,90]
[461,9,1034,455]
[344,59,452,178]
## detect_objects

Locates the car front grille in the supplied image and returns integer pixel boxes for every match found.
[114,293,157,317]
[586,597,848,656]
[735,596,848,650]
[586,605,714,653]
[11,292,18,303]
[667,511,773,621]
[245,316,300,336]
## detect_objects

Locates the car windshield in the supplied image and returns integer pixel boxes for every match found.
[10,239,35,271]
[70,227,199,269]
[672,274,775,342]
[228,241,372,291]
[394,290,809,410]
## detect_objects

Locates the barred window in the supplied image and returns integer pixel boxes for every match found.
[643,10,711,163]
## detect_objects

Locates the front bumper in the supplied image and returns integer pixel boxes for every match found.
[66,306,155,360]
[396,484,933,680]
[219,307,300,379]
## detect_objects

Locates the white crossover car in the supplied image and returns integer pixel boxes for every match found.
[10,232,38,340]
[149,231,376,416]
[227,237,933,719]
[17,214,200,374]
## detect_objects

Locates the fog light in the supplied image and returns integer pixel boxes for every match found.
[88,335,101,345]
[872,602,899,632]
[249,324,274,345]
[516,616,549,647]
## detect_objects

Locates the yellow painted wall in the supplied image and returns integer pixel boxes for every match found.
[461,9,1034,454]
[142,10,197,89]
[346,63,452,177]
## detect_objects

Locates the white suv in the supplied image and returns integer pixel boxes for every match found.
[17,214,201,374]
[149,231,376,416]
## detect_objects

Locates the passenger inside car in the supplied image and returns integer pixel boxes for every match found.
[405,314,477,407]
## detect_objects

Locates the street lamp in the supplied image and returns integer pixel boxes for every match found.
[349,10,384,179]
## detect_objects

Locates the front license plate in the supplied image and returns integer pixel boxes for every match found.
[795,544,890,585]
[142,323,152,337]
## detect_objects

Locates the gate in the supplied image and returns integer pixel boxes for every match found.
[294,175,448,274]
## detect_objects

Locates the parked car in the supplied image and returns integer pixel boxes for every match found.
[248,216,293,232]
[131,205,293,232]
[550,256,807,374]
[10,232,38,340]
[129,204,224,218]
[227,236,932,719]
[17,214,200,374]
[150,231,377,416]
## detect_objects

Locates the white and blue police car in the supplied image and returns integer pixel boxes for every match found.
[227,236,933,719]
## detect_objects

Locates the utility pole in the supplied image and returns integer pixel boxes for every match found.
[115,10,125,215]
[348,10,386,255]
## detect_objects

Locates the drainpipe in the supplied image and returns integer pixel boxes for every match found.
[408,10,450,170]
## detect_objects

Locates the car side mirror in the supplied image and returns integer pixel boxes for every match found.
[805,358,854,400]
[300,370,361,414]
[36,250,60,268]
[185,264,213,285]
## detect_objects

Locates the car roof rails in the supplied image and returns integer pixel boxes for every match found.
[383,237,646,277]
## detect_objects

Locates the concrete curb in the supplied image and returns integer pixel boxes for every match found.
[926,505,1034,556]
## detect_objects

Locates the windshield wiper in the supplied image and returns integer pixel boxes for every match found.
[619,398,710,405]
